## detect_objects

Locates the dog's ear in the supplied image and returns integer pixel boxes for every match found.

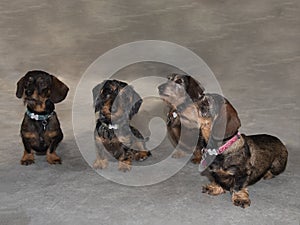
[92,81,107,112]
[211,101,241,140]
[129,87,143,120]
[120,85,142,119]
[114,80,127,89]
[16,76,26,98]
[186,76,205,101]
[50,75,69,103]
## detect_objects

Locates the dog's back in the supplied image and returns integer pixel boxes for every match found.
[244,134,288,185]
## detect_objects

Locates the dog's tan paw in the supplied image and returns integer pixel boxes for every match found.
[93,158,108,169]
[134,151,151,161]
[202,183,226,196]
[46,152,62,164]
[20,151,35,166]
[118,160,132,172]
[232,189,251,208]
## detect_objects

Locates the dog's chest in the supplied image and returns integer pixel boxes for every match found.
[199,117,212,143]
[21,116,60,150]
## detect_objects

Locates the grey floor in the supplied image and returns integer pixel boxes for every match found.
[1,0,300,225]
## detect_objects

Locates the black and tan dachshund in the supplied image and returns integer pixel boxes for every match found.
[92,79,151,172]
[16,70,69,165]
[198,93,288,208]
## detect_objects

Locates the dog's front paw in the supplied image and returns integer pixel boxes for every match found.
[118,160,132,172]
[232,189,251,208]
[134,151,151,161]
[46,152,62,164]
[93,158,108,169]
[202,183,226,196]
[20,151,35,166]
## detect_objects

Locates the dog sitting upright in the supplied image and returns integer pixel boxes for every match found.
[198,93,288,208]
[16,70,69,165]
[92,79,151,172]
[158,73,206,163]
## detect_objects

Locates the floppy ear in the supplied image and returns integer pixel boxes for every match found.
[121,85,143,120]
[50,75,69,103]
[92,81,107,112]
[186,76,205,101]
[130,88,143,119]
[16,76,26,98]
[211,101,241,140]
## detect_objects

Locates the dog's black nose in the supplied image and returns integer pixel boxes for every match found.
[25,89,33,96]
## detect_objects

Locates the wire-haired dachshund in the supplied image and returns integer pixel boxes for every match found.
[198,93,288,208]
[16,70,69,165]
[158,73,206,163]
[92,79,151,172]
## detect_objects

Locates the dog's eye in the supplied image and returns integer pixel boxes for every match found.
[175,79,183,84]
[40,81,47,88]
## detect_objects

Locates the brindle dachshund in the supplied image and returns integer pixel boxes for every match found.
[92,79,151,172]
[198,93,288,208]
[16,70,69,165]
[158,73,206,163]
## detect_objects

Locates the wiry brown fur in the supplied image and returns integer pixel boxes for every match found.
[92,80,151,172]
[158,74,205,163]
[16,70,69,165]
[199,94,288,208]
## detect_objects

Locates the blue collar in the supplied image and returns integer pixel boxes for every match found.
[26,109,54,121]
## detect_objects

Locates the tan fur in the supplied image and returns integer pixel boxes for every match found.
[45,131,58,138]
[20,151,35,165]
[46,151,61,164]
[202,182,226,195]
[118,160,132,172]
[199,117,212,143]
[22,132,38,139]
[232,188,251,208]
[93,157,109,169]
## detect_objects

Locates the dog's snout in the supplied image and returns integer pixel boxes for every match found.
[158,84,165,94]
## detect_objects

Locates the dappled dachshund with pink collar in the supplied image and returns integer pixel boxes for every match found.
[198,93,288,208]
[16,70,69,165]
